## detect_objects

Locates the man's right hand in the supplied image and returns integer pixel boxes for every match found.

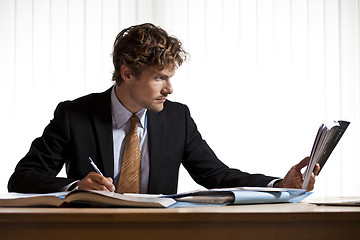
[76,172,115,192]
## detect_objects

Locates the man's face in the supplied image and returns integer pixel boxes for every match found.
[126,67,175,113]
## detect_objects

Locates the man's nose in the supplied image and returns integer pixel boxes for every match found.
[161,80,173,95]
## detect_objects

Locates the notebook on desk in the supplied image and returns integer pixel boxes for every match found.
[311,197,360,206]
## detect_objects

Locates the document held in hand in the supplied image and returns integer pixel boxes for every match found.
[302,120,350,190]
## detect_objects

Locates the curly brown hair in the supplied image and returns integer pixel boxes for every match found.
[112,23,188,85]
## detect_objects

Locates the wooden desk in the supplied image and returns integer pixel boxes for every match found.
[0,202,359,240]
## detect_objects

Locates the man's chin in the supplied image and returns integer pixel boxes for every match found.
[147,104,164,112]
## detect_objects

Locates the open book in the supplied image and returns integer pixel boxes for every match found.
[0,190,175,208]
[302,120,350,190]
[165,187,311,205]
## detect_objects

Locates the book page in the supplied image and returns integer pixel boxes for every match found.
[0,192,68,207]
[65,190,176,207]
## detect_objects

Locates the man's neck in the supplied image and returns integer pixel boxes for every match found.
[114,84,142,113]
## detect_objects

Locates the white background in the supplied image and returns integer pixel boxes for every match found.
[0,0,359,198]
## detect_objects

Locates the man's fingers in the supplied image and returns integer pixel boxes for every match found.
[313,163,321,175]
[78,172,115,192]
[94,175,115,191]
[88,181,113,191]
[294,157,310,172]
[307,172,316,191]
[106,177,114,184]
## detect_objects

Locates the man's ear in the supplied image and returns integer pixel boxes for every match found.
[120,65,133,83]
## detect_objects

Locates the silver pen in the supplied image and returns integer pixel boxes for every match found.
[88,157,104,176]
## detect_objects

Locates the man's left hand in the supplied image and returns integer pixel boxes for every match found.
[275,157,320,191]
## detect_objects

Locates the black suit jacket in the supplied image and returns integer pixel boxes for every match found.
[8,88,277,194]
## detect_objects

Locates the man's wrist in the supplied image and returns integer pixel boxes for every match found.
[273,179,284,188]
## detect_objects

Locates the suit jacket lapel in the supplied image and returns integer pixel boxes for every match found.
[92,88,114,177]
[147,110,165,193]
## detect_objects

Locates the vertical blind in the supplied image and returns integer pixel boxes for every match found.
[0,0,359,197]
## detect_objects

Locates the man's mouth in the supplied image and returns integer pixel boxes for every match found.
[155,96,167,102]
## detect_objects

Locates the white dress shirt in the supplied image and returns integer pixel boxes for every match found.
[111,86,150,193]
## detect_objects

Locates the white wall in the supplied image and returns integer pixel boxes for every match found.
[0,0,359,198]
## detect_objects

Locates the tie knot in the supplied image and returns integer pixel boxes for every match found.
[130,115,139,129]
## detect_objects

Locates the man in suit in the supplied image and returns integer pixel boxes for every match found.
[8,23,319,194]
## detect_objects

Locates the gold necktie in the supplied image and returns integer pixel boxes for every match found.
[117,115,141,193]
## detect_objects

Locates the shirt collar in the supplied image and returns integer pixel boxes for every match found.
[111,86,147,129]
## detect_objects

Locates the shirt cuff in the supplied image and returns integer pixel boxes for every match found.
[61,180,80,191]
[267,179,282,188]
